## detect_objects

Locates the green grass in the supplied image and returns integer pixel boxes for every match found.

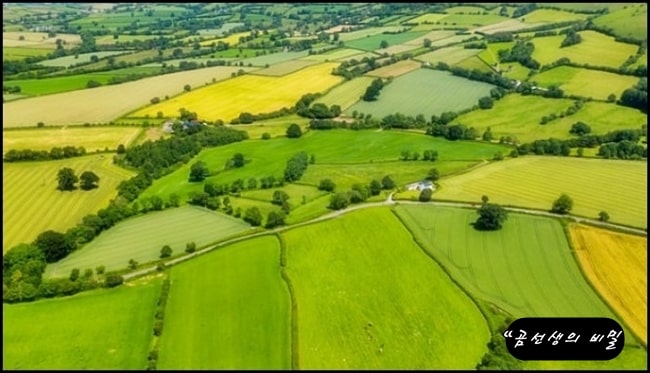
[239,50,310,67]
[517,8,589,24]
[434,156,647,228]
[454,56,494,73]
[138,130,511,205]
[39,51,131,67]
[8,67,162,96]
[592,3,647,40]
[314,76,375,110]
[346,69,496,118]
[2,126,142,154]
[415,46,482,65]
[435,13,509,27]
[531,66,641,100]
[531,30,639,68]
[3,46,53,60]
[44,206,251,277]
[242,183,327,207]
[2,155,135,253]
[451,94,648,143]
[394,205,647,369]
[95,34,160,45]
[2,276,161,369]
[407,13,449,25]
[337,26,407,42]
[344,31,429,51]
[283,207,490,369]
[301,48,365,62]
[252,59,320,76]
[158,236,290,369]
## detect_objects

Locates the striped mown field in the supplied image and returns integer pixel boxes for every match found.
[2,155,135,253]
[3,126,142,154]
[435,156,647,228]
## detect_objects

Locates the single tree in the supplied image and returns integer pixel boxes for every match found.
[186,241,197,253]
[551,193,573,214]
[419,188,433,202]
[57,167,78,191]
[475,203,508,230]
[265,210,286,228]
[231,153,245,168]
[381,175,396,190]
[104,274,124,288]
[427,168,440,182]
[369,180,382,196]
[423,38,432,48]
[160,245,173,258]
[272,190,290,205]
[189,161,209,182]
[80,170,100,190]
[318,178,336,192]
[478,96,494,109]
[482,127,494,142]
[128,259,138,270]
[481,195,489,204]
[34,230,76,263]
[286,123,302,138]
[598,211,610,222]
[69,268,80,281]
[380,40,389,49]
[328,192,351,210]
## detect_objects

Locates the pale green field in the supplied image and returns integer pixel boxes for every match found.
[2,276,161,369]
[407,13,448,25]
[3,46,53,60]
[283,207,490,369]
[251,59,320,76]
[592,3,647,40]
[314,76,375,110]
[301,48,365,62]
[518,8,589,24]
[435,156,647,228]
[2,126,142,154]
[402,30,456,46]
[416,47,482,66]
[2,155,135,252]
[531,66,641,100]
[39,51,130,67]
[337,26,407,42]
[44,206,251,277]
[158,236,290,369]
[531,30,639,68]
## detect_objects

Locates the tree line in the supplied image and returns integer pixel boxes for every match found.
[4,146,87,162]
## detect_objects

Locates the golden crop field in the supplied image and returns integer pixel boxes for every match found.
[2,66,255,127]
[569,224,647,345]
[133,63,343,122]
[3,126,142,154]
[198,31,252,47]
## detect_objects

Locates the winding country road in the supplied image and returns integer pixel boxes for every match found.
[124,193,646,281]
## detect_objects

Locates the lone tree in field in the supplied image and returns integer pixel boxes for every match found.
[381,175,395,190]
[551,193,573,214]
[419,188,432,202]
[380,40,389,49]
[598,211,610,222]
[475,203,508,231]
[189,161,209,182]
[57,167,78,191]
[362,78,384,101]
[185,241,197,253]
[80,171,100,190]
[160,245,173,259]
[286,123,302,138]
[318,178,336,192]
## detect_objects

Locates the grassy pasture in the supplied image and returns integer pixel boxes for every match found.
[440,14,509,27]
[471,19,535,34]
[95,34,160,45]
[2,276,161,369]
[435,156,647,228]
[416,47,482,66]
[302,48,365,62]
[450,94,648,143]
[531,66,640,100]
[2,155,135,253]
[196,22,245,37]
[226,114,310,139]
[346,69,496,118]
[38,51,130,67]
[283,207,490,369]
[3,46,53,60]
[6,67,162,96]
[251,59,319,76]
[158,236,290,369]
[569,224,647,345]
[445,6,488,14]
[137,130,510,205]
[314,76,375,110]
[344,31,428,51]
[337,26,406,42]
[429,34,479,48]
[374,43,421,56]
[132,63,342,123]
[239,50,310,67]
[478,41,515,67]
[407,13,451,25]
[402,30,457,46]
[2,126,141,154]
[338,51,380,62]
[365,59,421,78]
[44,206,250,277]
[531,30,639,68]
[454,56,493,73]
[3,66,253,127]
[592,3,647,40]
[242,183,327,207]
[3,31,81,47]
[394,205,647,369]
[517,8,589,24]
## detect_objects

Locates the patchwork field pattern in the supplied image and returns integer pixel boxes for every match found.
[3,126,142,154]
[531,66,640,100]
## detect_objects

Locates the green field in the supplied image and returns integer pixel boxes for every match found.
[2,126,142,154]
[416,46,482,66]
[435,13,509,28]
[346,69,496,118]
[239,50,310,67]
[337,26,406,42]
[158,236,290,369]
[3,46,53,60]
[2,276,161,369]
[344,31,428,51]
[44,206,251,277]
[450,94,647,143]
[531,66,640,100]
[137,130,511,205]
[394,205,647,369]
[7,67,162,96]
[283,207,490,369]
[592,3,647,40]
[518,8,589,24]
[302,48,365,62]
[252,59,320,76]
[531,30,639,68]
[39,51,130,67]
[434,156,647,228]
[314,76,375,110]
[407,13,448,25]
[2,155,135,253]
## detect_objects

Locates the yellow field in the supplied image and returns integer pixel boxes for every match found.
[569,224,647,345]
[2,66,255,128]
[199,31,252,47]
[366,60,422,78]
[133,63,343,123]
[3,31,81,47]
[3,126,142,154]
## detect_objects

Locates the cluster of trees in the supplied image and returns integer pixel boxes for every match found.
[230,106,292,124]
[362,78,385,101]
[147,278,171,369]
[497,40,540,70]
[284,152,310,182]
[569,121,591,136]
[297,103,342,119]
[328,176,395,210]
[57,168,100,191]
[4,146,87,162]
[560,28,582,47]
[476,318,522,370]
[431,62,515,90]
[399,149,439,161]
[619,78,647,113]
[475,196,508,231]
[427,123,479,141]
[539,100,583,124]
[286,123,303,138]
